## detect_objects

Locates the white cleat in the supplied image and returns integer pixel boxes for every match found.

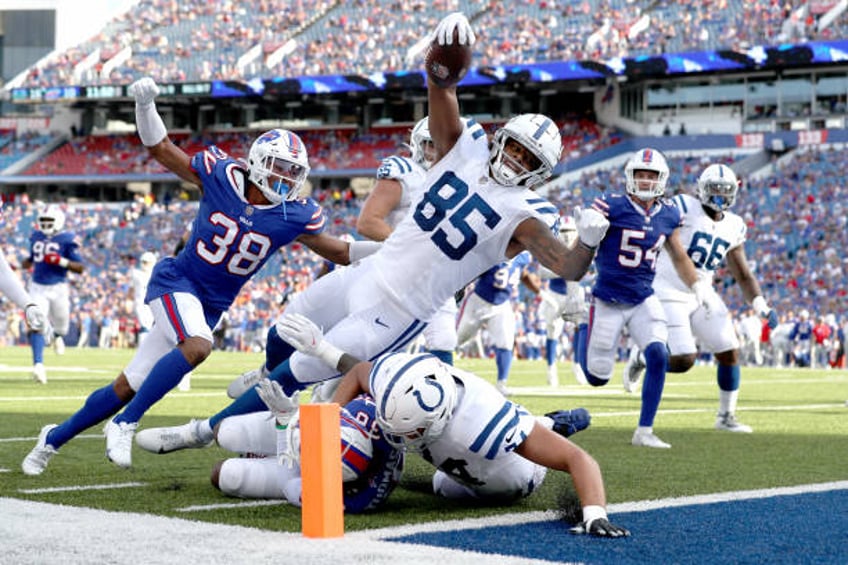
[622,348,645,394]
[496,381,512,397]
[631,428,671,449]
[715,412,753,433]
[32,363,47,385]
[105,420,138,468]
[53,335,65,356]
[572,362,588,385]
[135,420,213,454]
[227,365,268,399]
[21,424,58,476]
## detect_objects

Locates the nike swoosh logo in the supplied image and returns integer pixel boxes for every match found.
[374,318,389,328]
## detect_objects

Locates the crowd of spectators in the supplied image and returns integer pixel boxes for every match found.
[2,142,847,364]
[16,1,845,88]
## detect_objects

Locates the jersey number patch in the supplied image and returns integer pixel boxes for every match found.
[196,212,272,276]
[688,232,730,270]
[413,172,502,260]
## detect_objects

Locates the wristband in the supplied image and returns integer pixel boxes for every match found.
[577,239,597,253]
[314,340,345,370]
[582,505,607,526]
[349,240,382,263]
[58,257,69,268]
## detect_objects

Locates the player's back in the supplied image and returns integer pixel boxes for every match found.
[592,193,681,305]
[423,368,537,485]
[366,120,559,320]
[654,193,747,297]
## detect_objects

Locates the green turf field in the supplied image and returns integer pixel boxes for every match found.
[2,346,846,532]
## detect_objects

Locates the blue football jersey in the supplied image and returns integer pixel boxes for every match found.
[146,146,326,316]
[29,231,82,285]
[591,193,682,305]
[473,251,531,306]
[341,394,404,514]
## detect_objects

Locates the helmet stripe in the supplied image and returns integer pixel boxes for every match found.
[532,117,553,140]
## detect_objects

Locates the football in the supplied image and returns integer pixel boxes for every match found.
[425,35,472,88]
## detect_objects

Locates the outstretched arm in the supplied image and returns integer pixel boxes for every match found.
[426,13,473,161]
[130,77,201,188]
[510,218,595,281]
[356,179,403,241]
[516,423,629,537]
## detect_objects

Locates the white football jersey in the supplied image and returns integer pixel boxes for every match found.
[655,193,747,299]
[364,120,560,320]
[375,155,428,230]
[419,368,542,498]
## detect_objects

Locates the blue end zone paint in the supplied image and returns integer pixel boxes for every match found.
[388,489,848,564]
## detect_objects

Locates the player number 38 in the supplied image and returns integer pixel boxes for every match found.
[196,211,272,276]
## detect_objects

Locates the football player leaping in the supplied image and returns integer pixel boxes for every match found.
[21,77,366,475]
[136,12,604,468]
[623,164,778,433]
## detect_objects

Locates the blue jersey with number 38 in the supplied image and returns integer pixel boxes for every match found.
[146,146,325,317]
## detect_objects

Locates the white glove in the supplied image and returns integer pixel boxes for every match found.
[433,12,475,46]
[275,312,345,369]
[692,279,722,317]
[24,303,47,333]
[574,206,609,249]
[256,378,299,426]
[128,77,160,106]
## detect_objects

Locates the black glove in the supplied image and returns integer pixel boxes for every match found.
[569,517,630,538]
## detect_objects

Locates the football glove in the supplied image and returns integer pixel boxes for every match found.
[573,206,609,249]
[433,12,475,46]
[129,77,160,106]
[752,296,778,329]
[275,312,344,369]
[44,253,69,268]
[692,279,722,318]
[256,378,299,427]
[569,517,630,538]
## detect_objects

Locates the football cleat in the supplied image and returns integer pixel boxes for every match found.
[105,420,138,469]
[21,424,58,476]
[32,363,47,385]
[622,348,645,394]
[496,381,512,397]
[135,420,214,454]
[715,412,753,433]
[227,365,268,399]
[53,335,65,356]
[545,408,591,437]
[631,428,671,449]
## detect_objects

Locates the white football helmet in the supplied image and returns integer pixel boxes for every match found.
[368,352,457,450]
[624,148,669,200]
[37,205,66,236]
[697,163,739,212]
[489,113,562,189]
[409,117,436,170]
[247,129,310,204]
